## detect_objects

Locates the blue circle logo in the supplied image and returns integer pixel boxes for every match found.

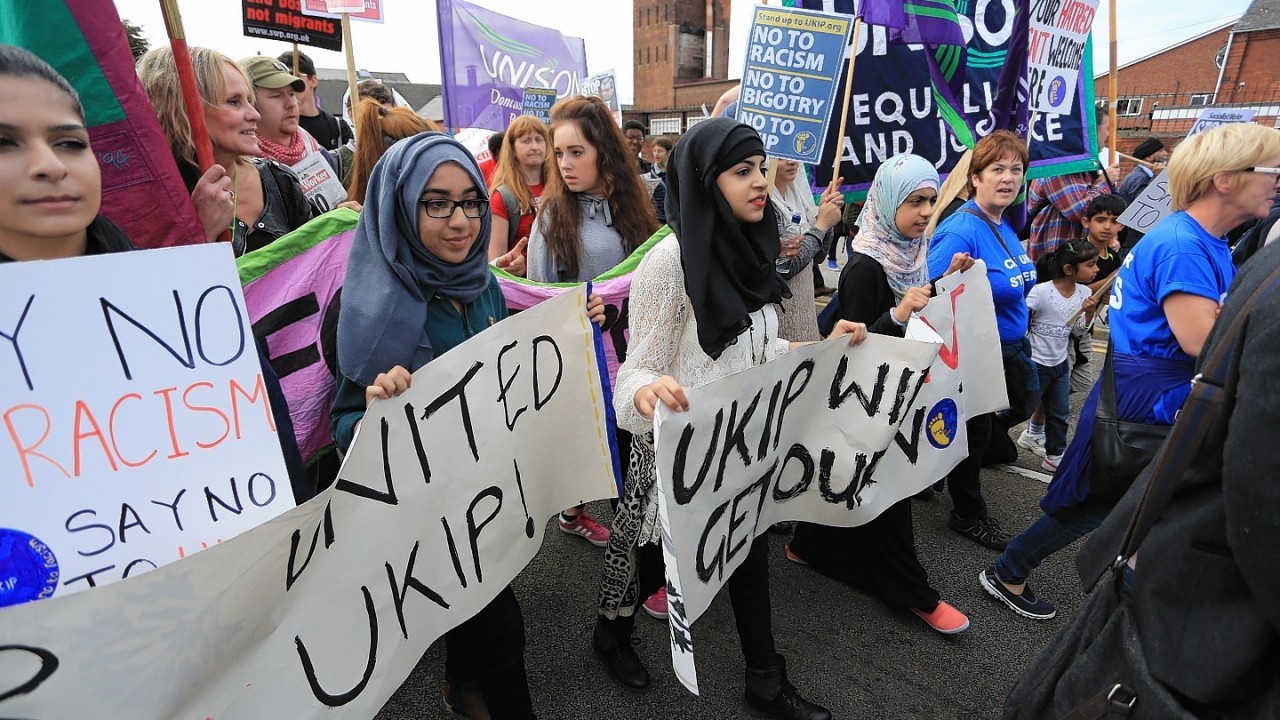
[0,529,59,608]
[1048,76,1069,107]
[792,131,816,156]
[926,398,959,449]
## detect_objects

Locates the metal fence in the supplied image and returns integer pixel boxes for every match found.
[1097,87,1280,135]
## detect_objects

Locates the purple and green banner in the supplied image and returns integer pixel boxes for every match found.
[436,0,588,132]
[238,209,358,463]
[495,228,669,385]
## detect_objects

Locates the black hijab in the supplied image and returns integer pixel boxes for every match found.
[665,118,789,359]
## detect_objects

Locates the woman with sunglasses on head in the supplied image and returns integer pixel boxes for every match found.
[527,95,661,548]
[138,47,313,256]
[594,116,868,719]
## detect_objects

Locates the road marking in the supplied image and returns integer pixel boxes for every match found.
[994,464,1053,484]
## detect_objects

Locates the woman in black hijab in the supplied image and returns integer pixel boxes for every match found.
[595,118,865,720]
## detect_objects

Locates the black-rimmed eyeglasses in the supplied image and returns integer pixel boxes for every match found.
[420,198,489,218]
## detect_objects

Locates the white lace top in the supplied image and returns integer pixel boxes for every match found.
[614,234,791,436]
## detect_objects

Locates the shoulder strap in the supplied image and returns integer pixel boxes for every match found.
[496,184,521,248]
[1113,260,1280,569]
[959,206,1020,265]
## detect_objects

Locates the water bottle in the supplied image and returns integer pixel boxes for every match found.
[778,212,803,268]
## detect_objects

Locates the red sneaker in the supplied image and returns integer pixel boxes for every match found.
[642,587,668,619]
[558,512,611,546]
[911,601,970,634]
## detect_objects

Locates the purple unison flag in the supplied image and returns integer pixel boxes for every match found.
[437,0,587,132]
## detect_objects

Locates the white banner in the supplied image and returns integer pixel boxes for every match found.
[1028,0,1099,115]
[654,264,1005,693]
[0,245,292,605]
[0,288,617,718]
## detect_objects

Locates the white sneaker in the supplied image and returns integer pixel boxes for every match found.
[1017,429,1047,457]
[1041,454,1062,472]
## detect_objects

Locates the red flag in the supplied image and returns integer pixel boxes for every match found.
[0,0,204,248]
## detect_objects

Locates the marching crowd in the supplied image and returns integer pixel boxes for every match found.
[3,38,1280,719]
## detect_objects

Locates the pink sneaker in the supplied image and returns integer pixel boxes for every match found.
[911,601,970,634]
[558,512,611,546]
[642,587,668,619]
[784,544,809,566]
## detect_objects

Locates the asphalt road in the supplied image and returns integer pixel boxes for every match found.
[374,264,1108,720]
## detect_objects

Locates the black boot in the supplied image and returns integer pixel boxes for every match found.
[744,655,831,720]
[592,615,651,691]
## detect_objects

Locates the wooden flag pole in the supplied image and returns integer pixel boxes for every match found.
[158,0,215,173]
[291,43,300,76]
[1108,0,1118,166]
[342,13,360,137]
[829,17,863,192]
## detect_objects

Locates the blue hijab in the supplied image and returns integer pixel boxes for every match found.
[337,132,492,385]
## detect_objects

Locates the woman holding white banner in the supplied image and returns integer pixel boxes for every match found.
[528,95,661,548]
[596,116,866,720]
[787,154,974,635]
[926,130,1037,551]
[329,132,607,719]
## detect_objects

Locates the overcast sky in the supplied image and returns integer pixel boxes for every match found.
[113,0,1253,105]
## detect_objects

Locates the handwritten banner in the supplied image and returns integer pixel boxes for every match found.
[737,6,852,163]
[0,245,292,606]
[1028,0,1098,114]
[654,264,1005,693]
[239,210,359,463]
[0,288,617,717]
[1118,108,1257,233]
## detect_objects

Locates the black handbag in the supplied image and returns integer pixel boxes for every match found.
[1088,344,1170,503]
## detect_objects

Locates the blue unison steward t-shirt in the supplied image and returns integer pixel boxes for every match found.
[928,200,1037,343]
[1108,211,1235,361]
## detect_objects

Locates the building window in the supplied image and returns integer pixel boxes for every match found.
[1115,97,1143,116]
[1188,93,1212,106]
[651,117,682,135]
[687,116,709,131]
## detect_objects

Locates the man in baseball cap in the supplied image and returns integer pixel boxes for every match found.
[240,56,306,92]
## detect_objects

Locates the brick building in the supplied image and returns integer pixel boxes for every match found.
[628,0,736,135]
[1094,0,1280,167]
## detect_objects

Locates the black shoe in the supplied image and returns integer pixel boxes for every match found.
[814,286,836,297]
[948,513,1011,550]
[981,428,1019,466]
[592,630,651,691]
[744,656,831,720]
[979,566,1057,620]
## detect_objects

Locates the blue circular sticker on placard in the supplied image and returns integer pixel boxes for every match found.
[0,528,59,607]
[1048,76,1069,107]
[926,399,959,449]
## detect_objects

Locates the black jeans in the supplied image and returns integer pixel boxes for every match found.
[604,535,779,669]
[445,586,535,719]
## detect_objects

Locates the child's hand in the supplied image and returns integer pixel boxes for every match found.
[635,376,688,419]
[365,365,411,407]
[828,320,868,345]
[1082,294,1099,311]
[587,292,607,325]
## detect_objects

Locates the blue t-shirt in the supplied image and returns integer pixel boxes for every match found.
[1107,211,1235,422]
[1108,211,1235,360]
[928,200,1037,343]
